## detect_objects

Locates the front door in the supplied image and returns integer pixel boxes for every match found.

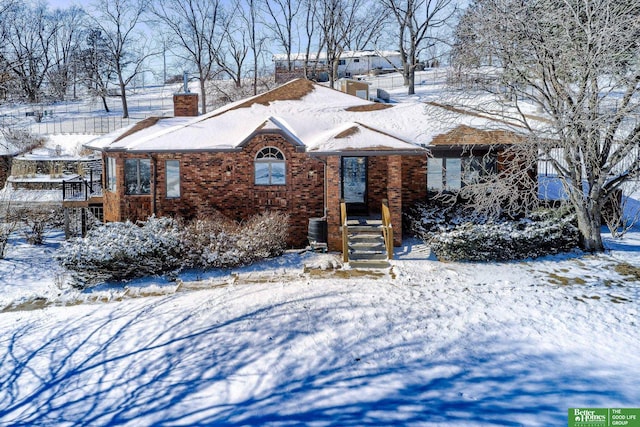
[342,156,368,215]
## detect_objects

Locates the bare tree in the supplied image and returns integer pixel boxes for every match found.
[451,0,640,252]
[260,0,302,73]
[151,0,222,114]
[48,6,86,101]
[88,0,154,118]
[243,0,268,95]
[381,0,456,94]
[315,0,367,88]
[1,1,58,102]
[217,4,249,88]
[78,28,116,112]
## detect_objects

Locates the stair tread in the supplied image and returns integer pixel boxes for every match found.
[349,260,391,269]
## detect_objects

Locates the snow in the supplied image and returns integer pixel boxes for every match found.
[86,78,525,154]
[0,226,639,425]
[1,72,639,425]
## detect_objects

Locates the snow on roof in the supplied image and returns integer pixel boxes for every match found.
[85,79,525,155]
[307,122,423,154]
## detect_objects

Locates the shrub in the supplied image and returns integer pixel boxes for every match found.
[182,211,289,268]
[428,209,579,262]
[57,216,184,286]
[405,198,487,239]
[57,211,290,287]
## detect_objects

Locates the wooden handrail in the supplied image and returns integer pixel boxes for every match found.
[381,199,393,260]
[340,200,349,263]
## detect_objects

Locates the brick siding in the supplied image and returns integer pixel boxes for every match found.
[103,133,325,247]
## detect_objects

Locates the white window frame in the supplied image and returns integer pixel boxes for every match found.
[255,147,286,185]
[166,160,180,198]
[106,157,117,192]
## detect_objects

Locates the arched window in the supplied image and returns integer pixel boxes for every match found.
[255,147,286,185]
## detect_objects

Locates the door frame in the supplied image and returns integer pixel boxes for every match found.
[341,156,368,215]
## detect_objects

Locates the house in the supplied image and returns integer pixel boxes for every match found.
[85,79,525,262]
[273,51,403,83]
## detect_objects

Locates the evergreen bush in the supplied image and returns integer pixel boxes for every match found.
[428,209,579,262]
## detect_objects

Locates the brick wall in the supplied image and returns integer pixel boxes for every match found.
[173,93,199,117]
[102,153,153,223]
[105,133,325,247]
[103,142,429,250]
[402,156,427,207]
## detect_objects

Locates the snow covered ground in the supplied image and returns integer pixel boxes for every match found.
[1,72,638,425]
[0,227,638,426]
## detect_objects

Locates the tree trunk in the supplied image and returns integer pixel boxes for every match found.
[199,77,207,115]
[101,96,110,113]
[119,81,128,118]
[407,67,415,95]
[576,204,604,252]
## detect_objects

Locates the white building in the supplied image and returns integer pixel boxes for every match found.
[273,50,403,82]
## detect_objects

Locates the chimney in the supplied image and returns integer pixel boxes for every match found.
[173,93,199,117]
[173,71,199,116]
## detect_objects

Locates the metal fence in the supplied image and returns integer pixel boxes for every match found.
[362,69,448,91]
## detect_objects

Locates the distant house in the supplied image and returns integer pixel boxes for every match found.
[85,79,526,264]
[273,50,403,83]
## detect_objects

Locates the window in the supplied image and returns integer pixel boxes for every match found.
[427,157,444,191]
[166,160,180,198]
[338,59,346,65]
[462,155,496,184]
[124,158,151,195]
[255,147,286,185]
[428,155,496,191]
[353,58,360,63]
[106,157,116,192]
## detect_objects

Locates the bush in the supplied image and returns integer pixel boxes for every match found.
[57,216,184,286]
[57,211,290,288]
[428,209,579,262]
[182,211,289,268]
[405,198,488,239]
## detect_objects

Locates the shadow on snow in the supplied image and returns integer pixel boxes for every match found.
[0,290,634,426]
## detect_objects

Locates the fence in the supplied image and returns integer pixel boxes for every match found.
[362,69,448,91]
[0,89,174,135]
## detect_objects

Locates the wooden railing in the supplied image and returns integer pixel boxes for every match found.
[381,199,394,260]
[340,200,349,263]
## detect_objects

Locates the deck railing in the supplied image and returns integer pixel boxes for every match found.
[62,171,102,202]
[340,200,349,263]
[381,199,394,260]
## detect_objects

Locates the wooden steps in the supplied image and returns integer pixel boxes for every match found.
[344,218,390,269]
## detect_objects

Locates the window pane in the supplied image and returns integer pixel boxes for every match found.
[427,158,443,191]
[446,158,461,190]
[124,159,138,194]
[255,162,270,185]
[166,160,180,198]
[138,160,151,194]
[124,159,151,195]
[270,162,286,185]
[107,157,116,192]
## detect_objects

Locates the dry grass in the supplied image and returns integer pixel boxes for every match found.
[614,263,640,281]
[345,103,393,112]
